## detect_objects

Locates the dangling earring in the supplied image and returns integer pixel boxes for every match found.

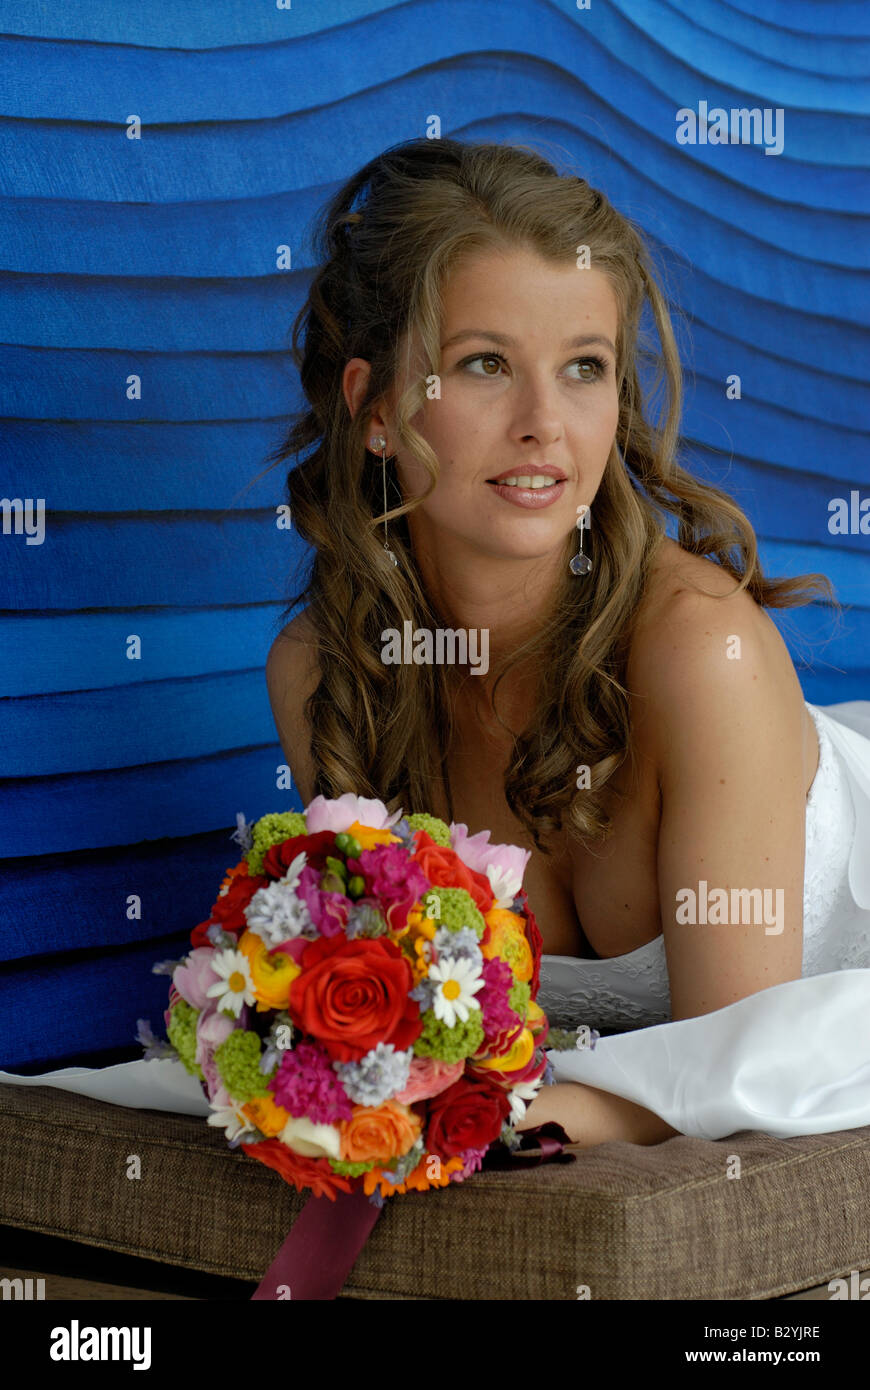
[368,434,398,567]
[569,504,592,575]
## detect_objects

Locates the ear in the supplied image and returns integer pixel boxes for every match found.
[342,357,392,447]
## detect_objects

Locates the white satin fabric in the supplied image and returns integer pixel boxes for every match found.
[2,702,869,1143]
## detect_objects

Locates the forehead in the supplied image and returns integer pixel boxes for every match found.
[440,245,620,339]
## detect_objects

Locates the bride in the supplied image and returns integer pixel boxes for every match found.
[264,135,870,1147]
[5,137,867,1146]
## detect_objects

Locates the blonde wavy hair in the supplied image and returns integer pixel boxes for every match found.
[264,136,835,853]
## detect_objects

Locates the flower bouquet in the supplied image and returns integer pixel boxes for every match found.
[141,795,554,1208]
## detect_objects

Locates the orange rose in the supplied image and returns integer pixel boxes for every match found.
[288,935,420,1062]
[411,831,494,914]
[238,929,300,1011]
[339,1099,422,1164]
[481,909,534,982]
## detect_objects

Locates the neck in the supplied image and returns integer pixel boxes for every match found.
[408,527,565,662]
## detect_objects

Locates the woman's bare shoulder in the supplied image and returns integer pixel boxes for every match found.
[627,536,805,758]
[265,609,321,803]
[631,536,773,656]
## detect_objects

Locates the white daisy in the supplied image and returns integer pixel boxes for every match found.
[486,863,524,910]
[205,948,256,1018]
[207,1090,256,1143]
[428,955,485,1029]
[507,1076,545,1127]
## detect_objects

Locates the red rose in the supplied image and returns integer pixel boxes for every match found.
[190,865,268,946]
[515,886,543,997]
[262,831,337,881]
[424,1075,512,1158]
[288,935,421,1063]
[240,1138,352,1201]
[190,917,216,948]
[411,832,494,914]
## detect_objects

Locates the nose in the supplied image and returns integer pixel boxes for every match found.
[507,374,564,449]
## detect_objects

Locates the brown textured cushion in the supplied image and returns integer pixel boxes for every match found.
[2,1080,869,1300]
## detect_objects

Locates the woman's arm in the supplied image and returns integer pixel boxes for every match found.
[517,1080,679,1145]
[265,613,321,805]
[639,580,806,1020]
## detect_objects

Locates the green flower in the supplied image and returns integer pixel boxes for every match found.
[508,980,531,1021]
[544,1026,584,1051]
[214,1029,276,1102]
[406,813,451,847]
[425,886,485,939]
[412,1007,484,1062]
[167,999,203,1081]
[246,812,308,877]
[328,1157,381,1176]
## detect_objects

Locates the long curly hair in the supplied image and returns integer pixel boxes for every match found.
[264,136,835,853]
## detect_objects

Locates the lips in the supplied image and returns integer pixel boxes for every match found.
[486,464,568,483]
[486,478,566,510]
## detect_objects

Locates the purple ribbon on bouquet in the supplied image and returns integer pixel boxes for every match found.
[250,1122,575,1300]
[251,1187,383,1301]
[481,1120,577,1168]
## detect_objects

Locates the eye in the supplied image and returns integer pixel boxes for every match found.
[461,351,509,376]
[570,356,608,381]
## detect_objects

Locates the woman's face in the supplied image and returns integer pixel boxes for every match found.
[389,245,620,564]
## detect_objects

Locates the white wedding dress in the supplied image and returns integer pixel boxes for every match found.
[2,701,869,1142]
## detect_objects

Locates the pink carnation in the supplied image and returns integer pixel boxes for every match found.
[478,956,524,1054]
[350,843,429,932]
[453,1146,488,1180]
[295,864,350,938]
[268,1040,354,1124]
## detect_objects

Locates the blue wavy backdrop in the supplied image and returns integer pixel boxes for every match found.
[1,0,867,1067]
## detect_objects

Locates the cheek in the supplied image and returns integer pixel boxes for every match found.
[584,391,620,447]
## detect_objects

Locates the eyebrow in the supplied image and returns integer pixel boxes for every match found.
[441,329,617,356]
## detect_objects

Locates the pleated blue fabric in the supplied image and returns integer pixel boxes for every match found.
[0,0,867,1066]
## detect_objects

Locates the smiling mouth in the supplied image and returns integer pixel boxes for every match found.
[486,475,562,489]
